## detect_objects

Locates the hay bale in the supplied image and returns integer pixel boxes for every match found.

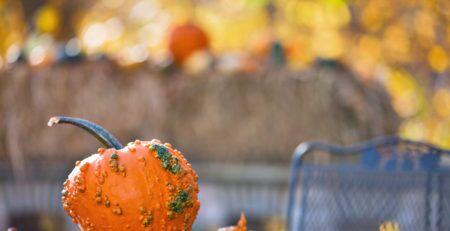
[0,61,399,163]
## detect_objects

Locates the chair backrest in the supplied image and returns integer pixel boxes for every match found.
[287,136,450,231]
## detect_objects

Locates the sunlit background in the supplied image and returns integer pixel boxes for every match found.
[0,0,449,230]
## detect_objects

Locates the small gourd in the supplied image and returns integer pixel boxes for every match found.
[218,213,247,231]
[379,221,400,231]
[48,116,200,230]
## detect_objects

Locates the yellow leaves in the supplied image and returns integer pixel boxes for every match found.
[382,24,411,63]
[385,70,424,118]
[350,35,382,76]
[291,1,318,27]
[432,88,450,118]
[428,45,449,73]
[414,10,435,47]
[77,0,171,66]
[400,115,450,150]
[68,0,448,79]
[397,84,450,150]
[197,5,267,53]
[281,0,350,29]
[447,25,450,47]
[276,0,350,60]
[164,0,194,23]
[246,0,269,8]
[400,119,426,141]
[0,0,26,59]
[35,4,60,34]
[361,0,393,32]
[316,0,351,28]
[312,29,345,59]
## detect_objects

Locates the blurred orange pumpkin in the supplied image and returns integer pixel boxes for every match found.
[49,116,200,230]
[168,23,209,65]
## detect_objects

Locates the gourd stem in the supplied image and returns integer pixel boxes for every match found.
[48,116,124,149]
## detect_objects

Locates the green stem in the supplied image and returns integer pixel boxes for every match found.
[48,116,124,149]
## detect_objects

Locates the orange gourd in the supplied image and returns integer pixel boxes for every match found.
[232,213,247,231]
[48,116,200,230]
[218,213,247,231]
[168,23,209,65]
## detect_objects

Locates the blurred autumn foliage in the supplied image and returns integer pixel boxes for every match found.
[0,0,449,148]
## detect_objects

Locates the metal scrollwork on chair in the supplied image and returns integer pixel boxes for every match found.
[287,136,450,231]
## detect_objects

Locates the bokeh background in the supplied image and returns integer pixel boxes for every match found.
[0,0,448,230]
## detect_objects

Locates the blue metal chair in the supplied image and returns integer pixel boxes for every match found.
[287,136,450,231]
